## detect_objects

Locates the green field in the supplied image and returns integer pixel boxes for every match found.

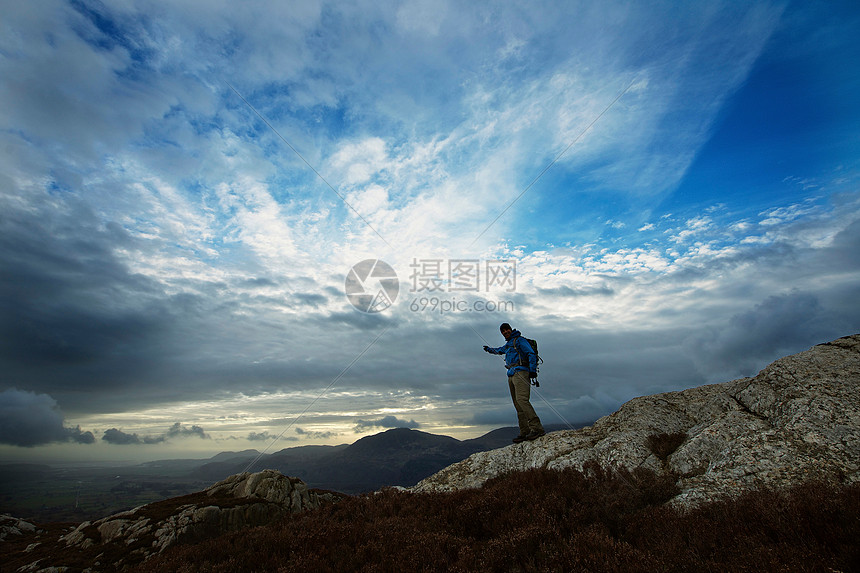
[0,463,209,523]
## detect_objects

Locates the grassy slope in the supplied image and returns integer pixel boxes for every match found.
[141,464,860,573]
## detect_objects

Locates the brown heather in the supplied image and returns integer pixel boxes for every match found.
[139,463,860,573]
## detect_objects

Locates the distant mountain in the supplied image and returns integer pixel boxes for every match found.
[190,426,564,494]
[207,449,261,462]
[139,449,260,472]
[191,444,346,482]
[297,428,481,492]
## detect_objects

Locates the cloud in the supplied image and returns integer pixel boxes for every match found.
[353,415,420,432]
[535,284,615,298]
[101,423,210,445]
[689,291,857,380]
[0,189,191,414]
[247,431,274,442]
[759,202,821,226]
[166,422,210,440]
[295,427,339,440]
[469,394,608,429]
[670,216,714,243]
[66,426,96,444]
[0,388,95,447]
[396,0,448,37]
[102,428,147,445]
[469,408,518,427]
[824,216,860,270]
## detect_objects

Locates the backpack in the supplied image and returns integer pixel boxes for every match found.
[515,336,543,385]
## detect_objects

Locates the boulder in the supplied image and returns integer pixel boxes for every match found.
[0,514,38,541]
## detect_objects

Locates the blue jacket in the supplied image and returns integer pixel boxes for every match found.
[487,329,536,376]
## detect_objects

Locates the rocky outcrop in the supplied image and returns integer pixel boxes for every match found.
[413,334,860,507]
[5,470,340,572]
[0,514,38,541]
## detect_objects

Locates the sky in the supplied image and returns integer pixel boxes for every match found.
[1,0,859,463]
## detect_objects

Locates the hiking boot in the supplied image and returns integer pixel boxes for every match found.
[525,429,546,441]
[512,434,528,443]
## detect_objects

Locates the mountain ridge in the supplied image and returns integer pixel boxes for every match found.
[189,426,542,493]
[202,425,569,492]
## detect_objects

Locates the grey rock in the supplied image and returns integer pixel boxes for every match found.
[40,470,329,571]
[0,514,38,541]
[413,334,860,507]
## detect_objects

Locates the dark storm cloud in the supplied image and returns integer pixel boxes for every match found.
[690,291,859,379]
[101,423,210,445]
[66,426,96,444]
[0,196,175,374]
[353,415,420,432]
[469,408,517,427]
[0,389,95,447]
[827,216,860,270]
[674,213,860,378]
[102,428,147,445]
[0,187,258,415]
[294,427,339,439]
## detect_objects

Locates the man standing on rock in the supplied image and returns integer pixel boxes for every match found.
[484,323,546,443]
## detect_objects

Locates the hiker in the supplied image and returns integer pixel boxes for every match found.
[483,323,546,443]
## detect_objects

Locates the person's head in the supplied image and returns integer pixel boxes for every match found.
[499,322,513,339]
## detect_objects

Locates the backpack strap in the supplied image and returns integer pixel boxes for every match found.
[514,336,529,370]
[515,336,543,369]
